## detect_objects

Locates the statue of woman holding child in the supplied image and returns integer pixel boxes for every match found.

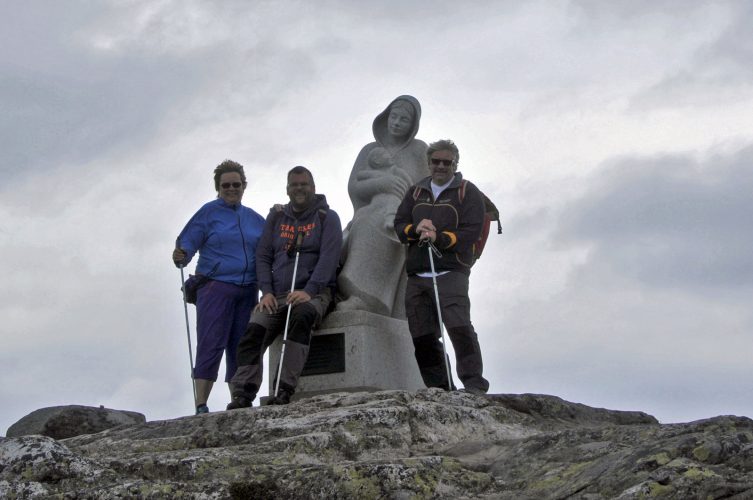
[337,95,428,318]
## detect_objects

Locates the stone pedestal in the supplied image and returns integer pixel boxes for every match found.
[267,310,424,399]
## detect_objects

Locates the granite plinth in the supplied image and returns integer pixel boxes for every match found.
[267,310,424,399]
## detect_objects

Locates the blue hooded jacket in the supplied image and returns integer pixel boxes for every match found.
[176,198,266,286]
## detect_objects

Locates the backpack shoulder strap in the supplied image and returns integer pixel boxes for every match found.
[457,179,468,204]
[271,203,285,226]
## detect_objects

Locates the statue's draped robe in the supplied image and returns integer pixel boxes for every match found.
[338,95,428,317]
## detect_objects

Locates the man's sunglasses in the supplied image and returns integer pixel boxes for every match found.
[430,158,454,167]
[221,182,243,189]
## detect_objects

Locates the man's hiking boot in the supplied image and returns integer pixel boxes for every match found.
[195,404,209,415]
[226,395,253,410]
[460,386,487,396]
[267,389,292,405]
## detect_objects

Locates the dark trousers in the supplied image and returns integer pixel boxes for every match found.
[405,272,489,392]
[194,280,258,382]
[230,290,331,400]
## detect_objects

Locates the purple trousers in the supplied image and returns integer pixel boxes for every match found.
[194,279,258,382]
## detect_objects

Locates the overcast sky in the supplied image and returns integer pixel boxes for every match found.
[2,0,752,434]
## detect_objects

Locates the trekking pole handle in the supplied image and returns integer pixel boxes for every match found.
[419,238,442,258]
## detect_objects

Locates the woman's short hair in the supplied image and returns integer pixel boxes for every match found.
[213,160,247,192]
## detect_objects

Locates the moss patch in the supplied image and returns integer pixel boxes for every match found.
[339,467,383,498]
[683,467,718,480]
[692,445,710,462]
[646,481,673,497]
[531,461,592,491]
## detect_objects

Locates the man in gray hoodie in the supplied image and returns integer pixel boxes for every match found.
[227,166,342,408]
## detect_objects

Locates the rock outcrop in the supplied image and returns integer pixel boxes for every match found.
[6,405,146,440]
[1,390,752,499]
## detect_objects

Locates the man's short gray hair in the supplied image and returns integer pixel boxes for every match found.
[426,139,459,165]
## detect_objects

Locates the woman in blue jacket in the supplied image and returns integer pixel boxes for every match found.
[173,160,265,414]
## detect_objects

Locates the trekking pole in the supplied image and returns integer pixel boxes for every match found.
[274,231,305,399]
[179,265,198,408]
[425,240,454,391]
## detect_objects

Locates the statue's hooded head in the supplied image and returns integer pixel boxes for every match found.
[372,95,422,150]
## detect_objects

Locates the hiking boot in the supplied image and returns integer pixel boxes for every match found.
[195,404,209,415]
[226,395,253,410]
[267,389,292,405]
[460,386,487,396]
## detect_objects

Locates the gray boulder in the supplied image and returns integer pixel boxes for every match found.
[6,405,146,439]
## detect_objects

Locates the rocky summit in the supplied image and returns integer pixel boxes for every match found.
[1,390,752,499]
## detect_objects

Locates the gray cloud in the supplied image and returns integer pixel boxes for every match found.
[627,2,753,109]
[569,0,713,22]
[555,146,753,291]
[0,1,331,186]
[0,59,202,176]
[704,3,753,80]
[477,144,753,423]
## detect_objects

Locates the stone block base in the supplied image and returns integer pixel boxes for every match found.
[267,310,424,400]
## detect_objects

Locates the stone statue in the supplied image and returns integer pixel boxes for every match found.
[337,95,429,317]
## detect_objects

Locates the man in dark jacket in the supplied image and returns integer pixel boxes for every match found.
[227,166,342,408]
[393,139,490,395]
